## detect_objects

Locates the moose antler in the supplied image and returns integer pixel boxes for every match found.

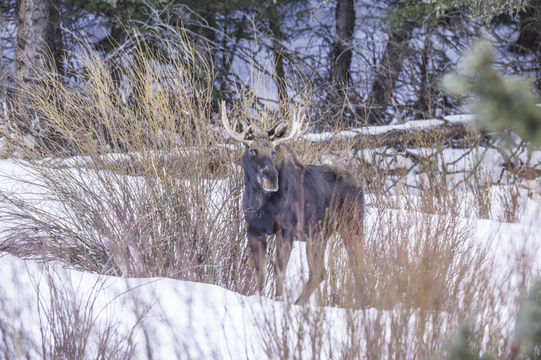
[221,101,252,145]
[271,108,306,146]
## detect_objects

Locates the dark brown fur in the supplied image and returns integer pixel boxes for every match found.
[242,137,364,304]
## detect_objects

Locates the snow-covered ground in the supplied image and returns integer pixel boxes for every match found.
[0,145,540,358]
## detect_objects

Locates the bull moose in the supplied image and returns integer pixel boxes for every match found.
[221,102,364,305]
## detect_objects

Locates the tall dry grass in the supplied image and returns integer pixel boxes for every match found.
[0,36,257,292]
[255,135,537,359]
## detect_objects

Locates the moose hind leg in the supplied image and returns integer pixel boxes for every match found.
[339,213,365,306]
[341,229,363,282]
[295,231,327,305]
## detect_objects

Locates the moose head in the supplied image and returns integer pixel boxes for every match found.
[221,101,305,193]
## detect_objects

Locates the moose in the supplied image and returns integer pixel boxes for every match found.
[222,102,364,304]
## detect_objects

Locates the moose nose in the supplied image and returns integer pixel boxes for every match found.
[262,178,279,192]
[260,166,278,192]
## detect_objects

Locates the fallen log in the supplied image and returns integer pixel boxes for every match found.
[303,115,478,148]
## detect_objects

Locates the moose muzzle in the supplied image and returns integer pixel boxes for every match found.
[258,167,279,192]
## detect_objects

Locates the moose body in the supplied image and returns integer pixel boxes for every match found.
[222,103,364,304]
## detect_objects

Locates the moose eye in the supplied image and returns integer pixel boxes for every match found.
[249,149,258,157]
[271,151,277,158]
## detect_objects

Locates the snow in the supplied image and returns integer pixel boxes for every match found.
[0,243,389,359]
[444,114,477,123]
[0,251,263,359]
[1,197,539,358]
[0,136,540,358]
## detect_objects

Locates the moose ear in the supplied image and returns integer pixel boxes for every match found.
[237,119,255,140]
[267,122,288,140]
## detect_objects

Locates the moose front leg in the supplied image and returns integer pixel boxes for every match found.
[295,229,327,305]
[274,226,293,299]
[247,227,267,293]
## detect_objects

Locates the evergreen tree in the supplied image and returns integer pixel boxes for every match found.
[443,39,541,146]
[514,280,541,359]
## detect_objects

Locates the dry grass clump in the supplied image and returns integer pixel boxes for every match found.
[0,291,39,359]
[0,36,255,293]
[256,140,536,359]
[37,269,137,359]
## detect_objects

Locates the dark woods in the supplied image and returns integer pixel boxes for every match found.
[2,0,541,131]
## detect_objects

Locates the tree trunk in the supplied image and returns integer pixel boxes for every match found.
[16,0,57,87]
[191,10,216,120]
[365,19,415,125]
[192,11,216,74]
[0,6,7,119]
[417,34,431,116]
[515,0,541,52]
[327,0,356,125]
[48,0,64,76]
[268,6,288,114]
[16,0,63,147]
[513,0,541,91]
